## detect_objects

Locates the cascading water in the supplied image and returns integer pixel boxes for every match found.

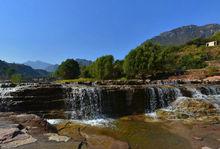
[0,83,219,120]
[145,86,182,112]
[65,86,103,120]
[198,85,220,95]
[196,85,220,108]
[0,86,22,111]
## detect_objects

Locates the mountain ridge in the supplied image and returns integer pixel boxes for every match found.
[148,24,220,46]
[24,59,93,72]
[23,60,53,70]
[0,60,49,79]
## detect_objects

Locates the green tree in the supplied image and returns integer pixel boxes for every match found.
[11,74,22,84]
[179,55,207,70]
[123,42,160,78]
[177,46,208,70]
[112,60,124,79]
[56,59,80,79]
[89,55,114,80]
[80,66,92,78]
[4,68,15,78]
[123,42,177,79]
[154,46,177,73]
[186,38,208,47]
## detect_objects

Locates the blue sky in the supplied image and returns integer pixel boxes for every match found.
[0,0,220,64]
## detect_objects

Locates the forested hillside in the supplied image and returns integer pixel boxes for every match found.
[0,60,49,80]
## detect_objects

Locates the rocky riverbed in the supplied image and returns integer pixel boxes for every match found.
[0,112,130,149]
[0,82,220,148]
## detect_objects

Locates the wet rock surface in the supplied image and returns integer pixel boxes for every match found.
[54,118,191,149]
[0,112,79,149]
[156,98,220,122]
[55,121,130,149]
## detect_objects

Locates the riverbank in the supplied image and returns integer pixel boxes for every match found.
[54,76,220,86]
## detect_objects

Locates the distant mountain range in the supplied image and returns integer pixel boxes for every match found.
[45,64,59,72]
[23,61,59,72]
[24,59,92,72]
[148,24,220,46]
[75,58,92,67]
[0,60,49,79]
[23,60,52,70]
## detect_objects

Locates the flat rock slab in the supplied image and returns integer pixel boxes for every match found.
[0,128,21,142]
[1,134,37,148]
[0,113,46,148]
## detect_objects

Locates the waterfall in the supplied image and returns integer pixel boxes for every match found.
[197,85,220,108]
[0,86,22,111]
[145,86,182,112]
[0,83,219,119]
[198,85,220,95]
[0,87,17,98]
[65,86,103,120]
[181,85,220,99]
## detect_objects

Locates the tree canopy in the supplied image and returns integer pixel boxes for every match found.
[56,59,80,79]
[88,55,114,80]
[123,42,176,78]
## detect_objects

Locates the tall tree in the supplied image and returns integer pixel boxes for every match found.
[123,42,176,79]
[56,59,80,79]
[90,55,114,80]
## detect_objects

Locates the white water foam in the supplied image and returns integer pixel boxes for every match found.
[47,118,115,127]
[145,112,157,119]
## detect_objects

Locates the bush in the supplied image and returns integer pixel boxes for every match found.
[207,66,219,76]
[177,46,208,70]
[11,74,22,84]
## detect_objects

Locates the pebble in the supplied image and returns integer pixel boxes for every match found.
[193,136,203,141]
[201,147,212,149]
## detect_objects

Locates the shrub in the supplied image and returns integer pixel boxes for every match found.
[11,74,22,84]
[207,66,219,76]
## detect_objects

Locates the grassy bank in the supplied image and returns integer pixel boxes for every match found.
[55,78,96,84]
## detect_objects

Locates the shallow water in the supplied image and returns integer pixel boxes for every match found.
[54,117,191,149]
[113,120,191,149]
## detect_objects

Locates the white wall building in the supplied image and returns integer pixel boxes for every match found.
[206,41,218,47]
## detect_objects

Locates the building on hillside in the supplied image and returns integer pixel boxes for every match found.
[206,41,218,47]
